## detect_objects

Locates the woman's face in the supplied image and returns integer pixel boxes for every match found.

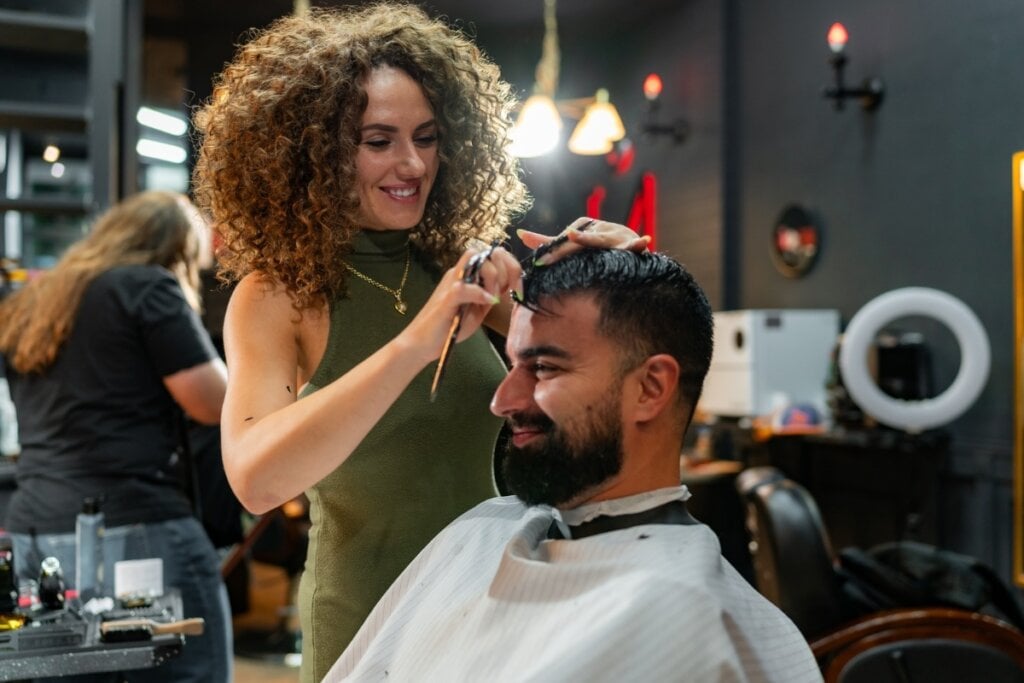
[354,66,441,232]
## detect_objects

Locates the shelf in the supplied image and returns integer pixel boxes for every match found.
[0,8,87,54]
[0,100,87,132]
[0,196,91,214]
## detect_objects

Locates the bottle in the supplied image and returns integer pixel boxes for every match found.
[0,534,25,630]
[75,497,104,602]
[0,376,18,457]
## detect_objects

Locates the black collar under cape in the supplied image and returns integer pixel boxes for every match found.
[546,499,698,540]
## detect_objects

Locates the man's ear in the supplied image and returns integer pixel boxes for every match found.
[628,354,681,424]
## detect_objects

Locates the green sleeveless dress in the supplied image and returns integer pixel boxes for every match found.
[297,229,505,682]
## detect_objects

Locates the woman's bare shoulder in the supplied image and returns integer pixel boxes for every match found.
[226,272,328,373]
[228,272,320,323]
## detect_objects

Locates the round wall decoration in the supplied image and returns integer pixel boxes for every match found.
[771,204,820,278]
[838,287,990,433]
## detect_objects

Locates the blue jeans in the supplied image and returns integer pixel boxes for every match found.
[11,517,232,683]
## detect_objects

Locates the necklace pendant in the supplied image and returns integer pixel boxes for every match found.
[395,299,408,315]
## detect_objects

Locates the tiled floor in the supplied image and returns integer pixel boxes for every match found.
[234,657,300,683]
[231,562,301,683]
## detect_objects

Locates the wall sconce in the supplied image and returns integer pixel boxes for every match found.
[509,0,625,157]
[822,22,885,111]
[640,73,688,144]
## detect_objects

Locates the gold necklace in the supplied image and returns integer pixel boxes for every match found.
[343,245,411,314]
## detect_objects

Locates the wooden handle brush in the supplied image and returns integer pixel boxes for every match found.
[100,617,205,642]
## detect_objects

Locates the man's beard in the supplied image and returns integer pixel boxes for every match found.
[499,396,624,507]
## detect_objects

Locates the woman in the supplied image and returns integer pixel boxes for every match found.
[0,191,231,682]
[192,4,646,679]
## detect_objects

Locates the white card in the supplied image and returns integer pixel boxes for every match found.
[113,558,164,598]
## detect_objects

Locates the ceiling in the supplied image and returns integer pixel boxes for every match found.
[142,0,681,108]
[145,0,682,37]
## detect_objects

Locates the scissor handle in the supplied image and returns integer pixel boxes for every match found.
[430,242,499,402]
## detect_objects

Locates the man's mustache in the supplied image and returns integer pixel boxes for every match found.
[506,412,555,432]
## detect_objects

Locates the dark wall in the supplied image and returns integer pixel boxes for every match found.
[490,0,1022,581]
[471,1,725,306]
[728,0,1023,577]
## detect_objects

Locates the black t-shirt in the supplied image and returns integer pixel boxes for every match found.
[4,265,219,533]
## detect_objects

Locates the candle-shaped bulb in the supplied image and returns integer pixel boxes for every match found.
[827,22,848,54]
[642,73,663,101]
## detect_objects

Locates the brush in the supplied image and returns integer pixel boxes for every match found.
[100,617,205,642]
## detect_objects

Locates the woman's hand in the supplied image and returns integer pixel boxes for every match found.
[517,217,651,266]
[399,244,521,365]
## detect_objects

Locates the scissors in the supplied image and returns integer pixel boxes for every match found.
[430,242,499,402]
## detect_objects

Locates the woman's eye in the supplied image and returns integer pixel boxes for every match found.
[415,134,438,147]
[363,139,390,149]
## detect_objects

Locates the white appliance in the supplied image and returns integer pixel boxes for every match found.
[698,309,840,418]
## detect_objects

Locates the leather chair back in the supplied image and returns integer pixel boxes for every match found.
[738,469,845,637]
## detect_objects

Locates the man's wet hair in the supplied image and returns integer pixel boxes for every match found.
[519,249,714,418]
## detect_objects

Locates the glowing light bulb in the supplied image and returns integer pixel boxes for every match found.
[827,22,848,54]
[643,73,663,101]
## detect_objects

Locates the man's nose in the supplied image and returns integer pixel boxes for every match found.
[490,369,530,418]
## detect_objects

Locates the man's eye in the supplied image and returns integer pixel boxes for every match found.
[532,362,558,376]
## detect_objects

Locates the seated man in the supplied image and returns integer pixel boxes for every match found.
[326,249,821,682]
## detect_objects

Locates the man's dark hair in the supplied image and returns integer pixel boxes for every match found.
[519,249,714,420]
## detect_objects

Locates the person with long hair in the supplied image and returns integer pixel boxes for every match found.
[0,190,232,682]
[191,3,647,679]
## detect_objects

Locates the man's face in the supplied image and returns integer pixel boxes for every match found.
[490,294,628,507]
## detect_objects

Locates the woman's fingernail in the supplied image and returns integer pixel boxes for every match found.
[490,294,501,304]
[515,229,526,239]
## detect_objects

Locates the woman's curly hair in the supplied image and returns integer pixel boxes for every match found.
[192,2,531,310]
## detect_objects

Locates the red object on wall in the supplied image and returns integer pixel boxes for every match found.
[625,172,657,251]
[586,185,607,219]
[606,139,636,176]
[584,172,658,250]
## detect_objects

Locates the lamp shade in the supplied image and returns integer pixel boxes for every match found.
[567,89,625,156]
[509,94,563,158]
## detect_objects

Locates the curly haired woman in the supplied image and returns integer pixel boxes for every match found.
[192,4,646,678]
[0,191,231,682]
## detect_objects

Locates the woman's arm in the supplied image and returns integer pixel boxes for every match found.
[163,359,227,425]
[221,249,511,514]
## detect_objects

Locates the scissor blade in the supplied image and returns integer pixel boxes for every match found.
[430,313,464,402]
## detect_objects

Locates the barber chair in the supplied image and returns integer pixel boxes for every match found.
[738,467,1024,679]
[734,465,786,500]
[811,607,1024,682]
[736,466,845,638]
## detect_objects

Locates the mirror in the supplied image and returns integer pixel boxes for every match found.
[1013,151,1024,587]
[771,204,820,278]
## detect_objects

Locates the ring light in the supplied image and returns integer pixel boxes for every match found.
[838,287,990,433]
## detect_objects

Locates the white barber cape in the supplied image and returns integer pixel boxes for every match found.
[326,486,822,682]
